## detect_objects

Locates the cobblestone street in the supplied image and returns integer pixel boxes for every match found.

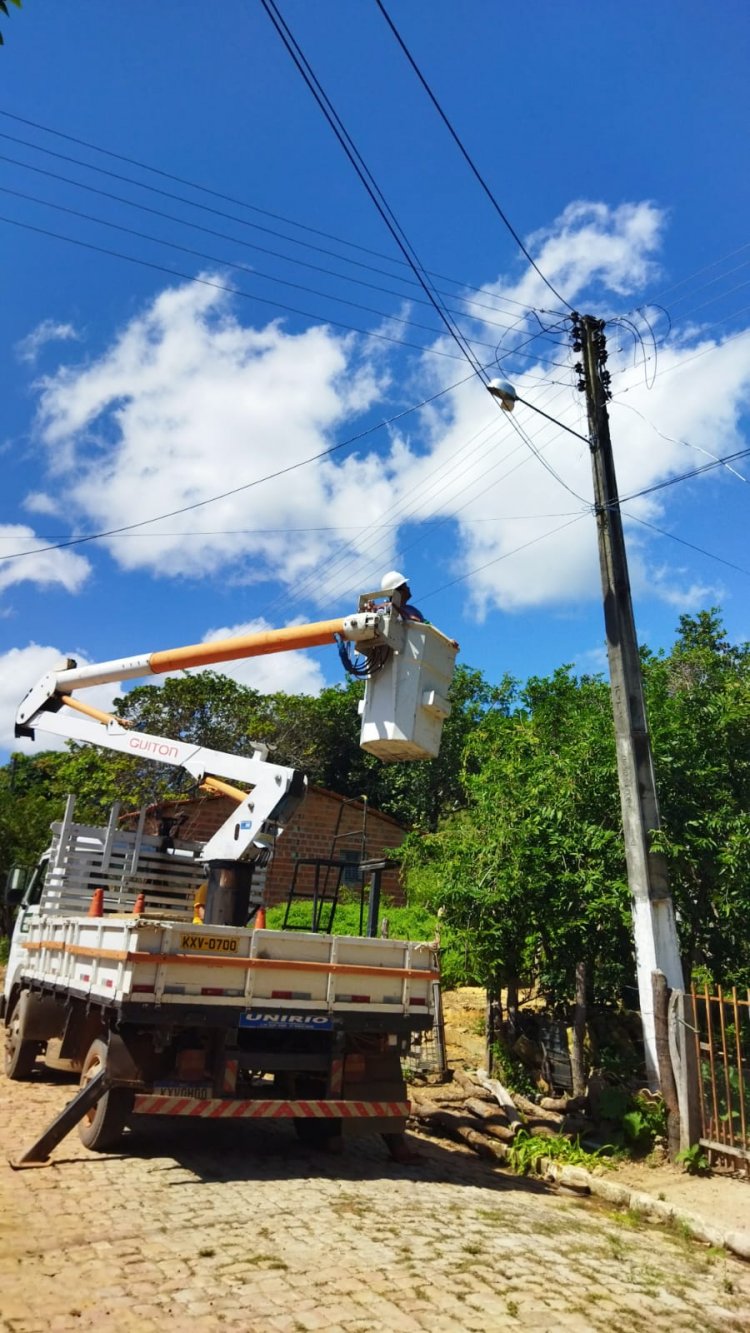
[2,1074,750,1332]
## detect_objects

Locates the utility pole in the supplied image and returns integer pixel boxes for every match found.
[574,313,684,1089]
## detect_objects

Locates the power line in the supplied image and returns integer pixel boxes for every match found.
[612,399,748,484]
[273,379,582,612]
[609,316,750,394]
[373,0,573,314]
[643,239,750,307]
[0,513,582,541]
[0,369,486,564]
[619,447,750,504]
[0,181,520,358]
[623,510,750,579]
[419,514,588,601]
[0,147,571,351]
[0,106,554,316]
[0,211,479,364]
[258,0,488,384]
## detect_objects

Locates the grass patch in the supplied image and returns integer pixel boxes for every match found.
[507,1129,613,1176]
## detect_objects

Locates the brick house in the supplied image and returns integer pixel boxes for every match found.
[122,787,407,908]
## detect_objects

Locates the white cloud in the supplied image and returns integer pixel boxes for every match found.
[16,319,80,366]
[23,492,64,517]
[20,202,750,622]
[33,280,392,591]
[0,525,91,596]
[493,200,665,311]
[0,643,121,755]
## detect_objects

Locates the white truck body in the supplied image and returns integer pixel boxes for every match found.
[4,599,451,1163]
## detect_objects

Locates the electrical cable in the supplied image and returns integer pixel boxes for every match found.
[622,510,750,579]
[662,256,750,310]
[612,399,748,484]
[0,107,556,316]
[645,241,750,307]
[0,181,516,357]
[619,447,750,504]
[373,0,573,314]
[610,317,750,394]
[0,211,478,364]
[0,150,571,351]
[0,512,584,541]
[279,383,585,614]
[257,0,490,388]
[0,367,490,564]
[272,377,579,612]
[418,513,588,601]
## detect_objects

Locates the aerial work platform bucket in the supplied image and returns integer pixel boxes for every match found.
[359,623,457,761]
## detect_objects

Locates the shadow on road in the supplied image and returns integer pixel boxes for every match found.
[81,1114,553,1198]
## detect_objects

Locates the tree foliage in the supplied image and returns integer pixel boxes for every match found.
[0,663,495,880]
[0,0,22,47]
[402,609,750,1006]
[2,610,749,1006]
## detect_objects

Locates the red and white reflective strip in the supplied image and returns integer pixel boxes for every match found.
[132,1096,410,1120]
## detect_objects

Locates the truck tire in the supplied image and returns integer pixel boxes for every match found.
[77,1038,133,1151]
[4,996,40,1080]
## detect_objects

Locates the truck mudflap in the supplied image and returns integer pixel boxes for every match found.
[132,1095,410,1120]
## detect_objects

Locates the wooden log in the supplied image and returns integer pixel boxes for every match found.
[472,1119,516,1144]
[511,1092,562,1124]
[521,1121,559,1139]
[429,1109,510,1161]
[474,1070,523,1127]
[540,1094,588,1114]
[464,1096,509,1123]
[410,1085,471,1105]
[453,1069,494,1100]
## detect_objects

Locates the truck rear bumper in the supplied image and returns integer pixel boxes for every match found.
[133,1094,409,1122]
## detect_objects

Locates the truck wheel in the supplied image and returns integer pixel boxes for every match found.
[77,1038,133,1151]
[4,997,40,1080]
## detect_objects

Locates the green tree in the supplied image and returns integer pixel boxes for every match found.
[0,0,22,47]
[646,609,750,987]
[402,668,630,1010]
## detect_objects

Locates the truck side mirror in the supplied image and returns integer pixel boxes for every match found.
[4,866,29,907]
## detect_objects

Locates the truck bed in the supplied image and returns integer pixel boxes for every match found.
[19,916,439,1021]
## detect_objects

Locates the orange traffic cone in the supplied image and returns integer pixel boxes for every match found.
[87,887,104,917]
[133,892,146,915]
[255,906,266,930]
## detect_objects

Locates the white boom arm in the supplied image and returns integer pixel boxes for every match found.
[20,706,304,863]
[14,598,457,861]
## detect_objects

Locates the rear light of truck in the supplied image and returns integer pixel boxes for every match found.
[271,990,293,999]
[133,984,153,994]
[201,987,224,996]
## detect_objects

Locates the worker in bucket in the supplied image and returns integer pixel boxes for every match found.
[380,570,426,623]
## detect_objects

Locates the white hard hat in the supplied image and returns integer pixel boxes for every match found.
[381,569,408,592]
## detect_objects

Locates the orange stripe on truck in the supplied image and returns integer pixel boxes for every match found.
[24,940,439,982]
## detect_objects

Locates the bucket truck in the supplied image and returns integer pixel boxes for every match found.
[2,590,457,1167]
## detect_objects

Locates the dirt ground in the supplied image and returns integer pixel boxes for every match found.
[441,987,750,1239]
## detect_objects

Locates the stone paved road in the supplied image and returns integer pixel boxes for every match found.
[2,1072,750,1332]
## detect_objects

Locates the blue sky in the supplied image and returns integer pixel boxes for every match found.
[1,1,749,756]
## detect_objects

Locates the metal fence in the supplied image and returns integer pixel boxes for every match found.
[692,986,750,1173]
[404,981,448,1079]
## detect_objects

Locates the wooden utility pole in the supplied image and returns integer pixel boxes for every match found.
[575,314,684,1089]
